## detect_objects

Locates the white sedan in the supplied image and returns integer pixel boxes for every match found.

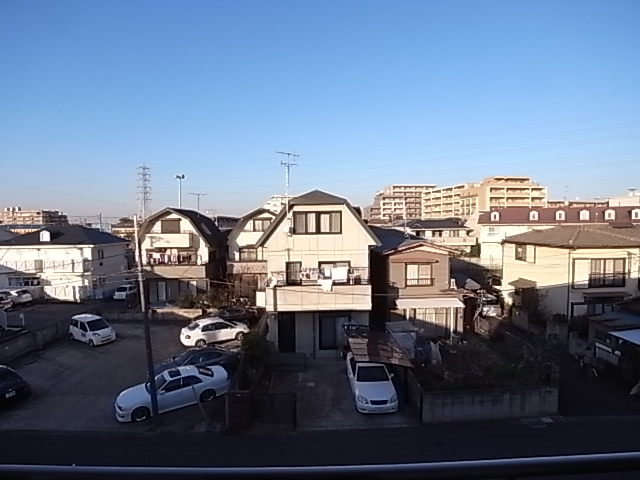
[346,352,398,414]
[115,365,229,423]
[0,289,33,306]
[180,317,249,347]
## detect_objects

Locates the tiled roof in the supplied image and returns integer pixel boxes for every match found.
[288,189,348,206]
[393,218,468,230]
[369,226,457,255]
[0,225,128,246]
[478,206,640,225]
[502,224,640,248]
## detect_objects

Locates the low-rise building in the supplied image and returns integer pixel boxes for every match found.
[138,208,227,303]
[389,218,476,252]
[0,225,129,302]
[501,225,640,319]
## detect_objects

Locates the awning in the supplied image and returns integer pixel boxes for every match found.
[583,291,631,299]
[346,330,413,368]
[508,278,537,289]
[610,328,640,347]
[395,297,464,309]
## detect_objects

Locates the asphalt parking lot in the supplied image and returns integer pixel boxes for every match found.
[2,322,227,432]
[4,302,91,329]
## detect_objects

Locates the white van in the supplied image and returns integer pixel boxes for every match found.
[113,284,137,301]
[69,314,116,347]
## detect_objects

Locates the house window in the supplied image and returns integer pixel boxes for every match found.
[515,244,527,261]
[8,276,40,287]
[92,275,106,290]
[589,259,626,288]
[632,209,640,220]
[253,219,271,232]
[405,263,434,286]
[293,212,341,234]
[160,219,181,233]
[490,211,500,221]
[33,259,44,272]
[285,262,302,285]
[529,211,538,221]
[239,248,258,261]
[604,209,615,221]
[97,249,105,260]
[580,210,590,221]
[556,210,566,221]
[487,226,500,236]
[319,313,350,350]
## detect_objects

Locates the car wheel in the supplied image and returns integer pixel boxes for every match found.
[88,339,95,347]
[195,339,206,347]
[235,332,245,341]
[131,406,150,422]
[200,389,216,403]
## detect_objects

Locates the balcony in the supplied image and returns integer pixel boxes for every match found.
[262,267,371,312]
[145,253,207,279]
[145,232,193,249]
[227,260,268,275]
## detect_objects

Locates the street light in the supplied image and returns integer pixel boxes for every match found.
[175,174,186,208]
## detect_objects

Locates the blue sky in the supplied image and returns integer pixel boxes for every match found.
[1,0,639,221]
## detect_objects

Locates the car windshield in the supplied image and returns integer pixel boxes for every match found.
[116,287,128,292]
[86,319,110,331]
[356,365,389,382]
[172,351,191,366]
[186,322,200,331]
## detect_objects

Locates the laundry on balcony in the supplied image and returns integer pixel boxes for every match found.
[318,278,333,292]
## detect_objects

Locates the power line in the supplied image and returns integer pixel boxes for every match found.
[189,193,207,212]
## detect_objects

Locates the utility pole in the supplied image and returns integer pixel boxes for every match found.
[277,150,300,210]
[133,214,159,428]
[189,193,207,212]
[175,174,186,208]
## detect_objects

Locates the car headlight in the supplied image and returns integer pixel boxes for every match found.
[390,394,398,403]
[116,403,124,412]
[92,332,100,336]
[356,394,369,405]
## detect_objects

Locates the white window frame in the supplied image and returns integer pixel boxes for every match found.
[579,210,590,221]
[632,209,640,220]
[555,210,566,221]
[490,211,500,221]
[529,211,538,221]
[604,209,615,221]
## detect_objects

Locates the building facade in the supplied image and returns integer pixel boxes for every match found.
[368,184,436,224]
[0,207,69,234]
[389,218,476,253]
[255,190,380,357]
[0,226,129,302]
[138,208,227,303]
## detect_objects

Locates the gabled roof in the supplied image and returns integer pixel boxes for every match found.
[0,226,16,242]
[478,206,640,225]
[228,208,276,241]
[0,225,128,246]
[255,189,380,247]
[502,224,640,248]
[140,208,225,247]
[369,226,458,255]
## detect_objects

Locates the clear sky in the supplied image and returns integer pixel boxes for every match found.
[1,0,639,222]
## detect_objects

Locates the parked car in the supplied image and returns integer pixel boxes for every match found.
[217,306,253,325]
[180,317,249,347]
[153,347,241,376]
[115,365,229,423]
[113,284,137,301]
[0,289,32,306]
[69,314,116,347]
[0,365,31,407]
[346,352,398,414]
[0,294,12,311]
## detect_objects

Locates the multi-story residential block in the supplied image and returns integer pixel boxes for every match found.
[478,206,640,269]
[501,225,640,319]
[389,218,476,253]
[369,227,464,339]
[255,190,380,357]
[111,218,136,242]
[226,208,277,302]
[138,208,226,303]
[0,207,69,234]
[368,184,436,224]
[547,199,608,208]
[0,225,129,302]
[422,176,547,219]
[608,190,640,207]
[263,194,297,214]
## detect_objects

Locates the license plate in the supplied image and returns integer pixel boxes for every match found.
[5,391,16,398]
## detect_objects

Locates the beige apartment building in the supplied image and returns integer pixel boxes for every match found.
[368,184,436,223]
[422,176,547,218]
[0,207,69,233]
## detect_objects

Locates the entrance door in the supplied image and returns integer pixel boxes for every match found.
[278,313,296,353]
[158,282,167,302]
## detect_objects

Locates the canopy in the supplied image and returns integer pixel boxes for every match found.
[610,328,640,347]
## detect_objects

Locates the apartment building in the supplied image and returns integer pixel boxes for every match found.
[422,176,547,219]
[368,184,436,224]
[0,207,69,234]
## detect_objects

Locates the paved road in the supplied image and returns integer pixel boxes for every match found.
[5,303,91,329]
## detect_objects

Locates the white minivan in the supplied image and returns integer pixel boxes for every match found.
[69,314,117,347]
[113,284,137,301]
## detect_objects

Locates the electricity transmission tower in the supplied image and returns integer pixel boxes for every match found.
[137,164,152,220]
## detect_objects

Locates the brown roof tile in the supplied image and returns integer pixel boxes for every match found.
[502,224,640,248]
[478,206,640,225]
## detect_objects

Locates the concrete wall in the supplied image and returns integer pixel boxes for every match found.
[421,386,559,423]
[266,284,371,311]
[0,318,69,363]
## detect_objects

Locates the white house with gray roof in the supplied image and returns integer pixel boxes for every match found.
[0,225,129,302]
[254,189,380,357]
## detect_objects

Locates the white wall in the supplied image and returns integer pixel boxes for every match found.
[141,212,209,264]
[228,212,274,261]
[479,224,555,266]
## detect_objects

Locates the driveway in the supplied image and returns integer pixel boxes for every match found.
[1,322,226,432]
[4,302,91,330]
[274,359,418,431]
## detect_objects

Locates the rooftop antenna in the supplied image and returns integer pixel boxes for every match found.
[277,151,300,215]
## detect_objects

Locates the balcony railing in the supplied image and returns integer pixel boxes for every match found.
[406,277,435,287]
[588,274,626,288]
[146,253,203,266]
[267,266,370,286]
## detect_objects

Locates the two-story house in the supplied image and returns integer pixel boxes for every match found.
[369,226,464,339]
[478,206,640,269]
[255,190,380,357]
[139,208,226,303]
[226,208,277,301]
[390,218,476,253]
[501,225,640,319]
[0,225,129,302]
